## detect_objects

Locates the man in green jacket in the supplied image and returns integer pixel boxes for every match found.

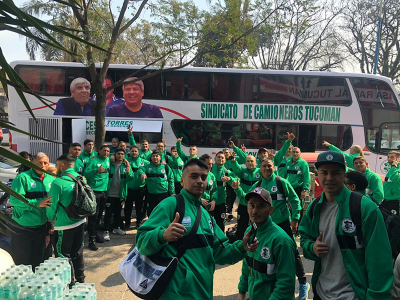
[127,126,152,161]
[103,148,133,241]
[238,187,296,300]
[47,154,86,284]
[299,151,393,300]
[78,139,97,169]
[139,151,175,216]
[125,145,149,229]
[283,147,311,225]
[230,155,261,240]
[232,158,309,299]
[167,146,185,194]
[382,150,400,215]
[84,145,110,251]
[176,137,198,164]
[136,159,259,300]
[10,152,53,270]
[323,140,364,169]
[353,156,384,203]
[68,142,84,175]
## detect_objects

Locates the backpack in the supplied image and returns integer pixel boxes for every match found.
[59,173,97,219]
[308,192,400,260]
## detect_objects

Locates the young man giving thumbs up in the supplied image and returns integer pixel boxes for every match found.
[136,159,259,300]
[299,151,393,300]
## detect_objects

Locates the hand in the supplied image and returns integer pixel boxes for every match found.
[209,201,215,212]
[300,191,307,200]
[201,199,208,207]
[287,132,295,141]
[221,176,230,183]
[162,139,166,146]
[322,140,330,147]
[312,232,329,258]
[290,220,298,235]
[39,196,52,208]
[110,155,115,163]
[98,166,106,173]
[177,137,183,143]
[228,140,235,148]
[240,144,246,152]
[238,294,245,300]
[141,174,147,180]
[124,160,130,172]
[231,178,240,190]
[242,230,259,252]
[127,125,132,135]
[393,160,399,167]
[162,212,187,242]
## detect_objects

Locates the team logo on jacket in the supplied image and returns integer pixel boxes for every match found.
[209,219,214,234]
[48,183,52,188]
[287,166,290,169]
[295,166,299,170]
[392,210,398,215]
[341,218,356,233]
[140,162,144,167]
[161,169,165,174]
[260,246,271,260]
[271,186,278,192]
[326,154,334,161]
[209,180,213,186]
[180,161,184,165]
[106,162,110,167]
[31,182,36,188]
[244,173,248,177]
[255,173,260,179]
[148,168,152,171]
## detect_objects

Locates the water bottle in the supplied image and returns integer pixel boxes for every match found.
[46,277,57,300]
[34,285,46,300]
[41,280,52,300]
[2,276,12,299]
[90,283,96,300]
[53,274,63,299]
[25,285,36,300]
[17,282,27,300]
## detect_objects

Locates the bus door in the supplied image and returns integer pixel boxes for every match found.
[298,125,317,152]
[376,123,400,175]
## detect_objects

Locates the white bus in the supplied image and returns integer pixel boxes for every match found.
[8,60,400,174]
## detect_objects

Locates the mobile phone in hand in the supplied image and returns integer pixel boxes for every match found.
[247,222,257,248]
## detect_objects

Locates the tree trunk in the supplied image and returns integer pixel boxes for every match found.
[92,77,106,151]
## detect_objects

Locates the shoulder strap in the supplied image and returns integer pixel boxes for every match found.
[275,176,286,198]
[256,179,262,187]
[62,173,77,181]
[165,165,170,177]
[349,192,363,246]
[58,173,78,210]
[309,197,321,220]
[174,194,185,224]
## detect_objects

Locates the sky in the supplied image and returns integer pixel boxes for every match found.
[0,0,213,63]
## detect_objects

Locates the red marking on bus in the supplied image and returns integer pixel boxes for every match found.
[20,103,57,112]
[158,106,191,120]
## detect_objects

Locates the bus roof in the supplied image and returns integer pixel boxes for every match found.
[10,60,395,84]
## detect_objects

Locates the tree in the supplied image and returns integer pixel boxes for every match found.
[341,0,400,85]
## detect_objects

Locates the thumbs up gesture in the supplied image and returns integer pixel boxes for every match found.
[231,178,240,190]
[162,212,187,242]
[312,232,329,258]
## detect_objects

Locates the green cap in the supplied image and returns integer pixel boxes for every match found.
[315,150,346,170]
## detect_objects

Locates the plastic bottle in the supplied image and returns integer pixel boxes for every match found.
[25,285,36,300]
[2,276,12,299]
[41,280,52,300]
[53,274,63,300]
[17,282,27,300]
[34,285,46,300]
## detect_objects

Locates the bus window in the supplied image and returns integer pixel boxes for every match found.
[380,123,400,151]
[351,78,398,109]
[17,67,66,95]
[166,74,185,99]
[142,72,162,100]
[211,74,256,102]
[276,125,298,148]
[44,69,65,94]
[316,124,352,151]
[188,73,209,100]
[258,75,351,105]
[18,68,41,93]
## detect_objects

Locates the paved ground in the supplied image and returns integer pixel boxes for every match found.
[85,209,315,300]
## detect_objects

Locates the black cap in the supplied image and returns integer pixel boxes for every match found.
[151,150,161,156]
[315,151,346,170]
[245,187,273,205]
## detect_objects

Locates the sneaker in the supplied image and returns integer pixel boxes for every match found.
[95,234,105,243]
[88,241,98,251]
[298,282,310,300]
[113,227,126,235]
[103,231,110,241]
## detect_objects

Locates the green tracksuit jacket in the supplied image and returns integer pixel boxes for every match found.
[201,172,217,202]
[230,160,261,206]
[126,156,149,190]
[46,168,85,228]
[74,157,84,175]
[328,144,358,169]
[10,169,54,228]
[138,163,175,195]
[136,189,247,300]
[128,134,152,161]
[107,162,134,200]
[238,217,296,300]
[83,156,110,192]
[299,188,393,300]
[277,156,291,177]
[78,150,98,169]
[362,168,384,203]
[283,157,311,190]
[166,155,184,183]
[383,164,400,201]
[235,174,301,224]
[210,164,236,205]
[176,141,198,164]
[233,140,292,169]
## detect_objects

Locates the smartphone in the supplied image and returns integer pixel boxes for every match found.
[247,222,258,248]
